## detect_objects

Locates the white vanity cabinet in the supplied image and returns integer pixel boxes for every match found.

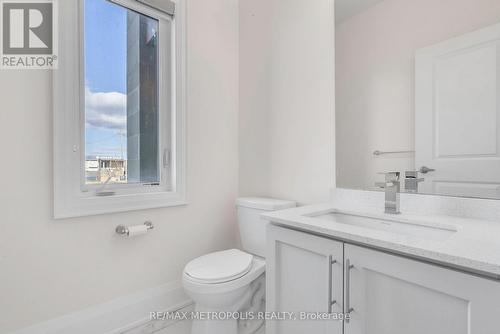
[267,225,500,334]
[266,224,344,334]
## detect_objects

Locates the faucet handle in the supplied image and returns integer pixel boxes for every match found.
[375,172,400,189]
[378,172,400,182]
[386,172,400,182]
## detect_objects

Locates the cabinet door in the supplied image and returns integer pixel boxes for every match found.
[266,225,344,334]
[344,244,500,334]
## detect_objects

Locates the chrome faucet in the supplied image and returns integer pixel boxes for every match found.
[375,172,401,214]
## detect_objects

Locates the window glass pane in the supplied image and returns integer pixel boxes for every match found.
[84,0,159,185]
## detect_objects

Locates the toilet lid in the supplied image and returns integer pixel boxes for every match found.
[184,249,254,284]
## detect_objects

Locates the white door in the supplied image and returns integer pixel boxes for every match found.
[344,244,500,334]
[415,22,500,199]
[266,225,344,334]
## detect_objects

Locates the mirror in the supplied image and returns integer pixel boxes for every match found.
[335,0,500,199]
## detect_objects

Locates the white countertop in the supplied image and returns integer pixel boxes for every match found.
[262,203,500,279]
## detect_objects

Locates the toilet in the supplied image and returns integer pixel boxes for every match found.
[182,197,296,334]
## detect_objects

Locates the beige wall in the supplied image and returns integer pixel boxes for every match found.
[0,0,239,332]
[336,0,500,190]
[239,0,336,205]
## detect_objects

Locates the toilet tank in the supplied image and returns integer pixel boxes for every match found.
[236,197,296,258]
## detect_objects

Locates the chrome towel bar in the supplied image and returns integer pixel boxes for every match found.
[373,150,415,156]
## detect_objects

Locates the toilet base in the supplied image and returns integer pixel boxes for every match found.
[190,274,265,334]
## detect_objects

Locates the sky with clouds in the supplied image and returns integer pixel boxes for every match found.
[85,0,127,158]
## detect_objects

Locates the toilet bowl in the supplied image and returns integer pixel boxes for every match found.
[182,198,296,334]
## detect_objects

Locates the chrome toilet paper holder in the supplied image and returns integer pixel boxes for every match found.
[116,221,154,236]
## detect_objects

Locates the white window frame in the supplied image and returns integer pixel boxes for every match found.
[54,0,186,219]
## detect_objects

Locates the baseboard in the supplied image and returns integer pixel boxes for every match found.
[10,281,193,334]
[123,303,194,334]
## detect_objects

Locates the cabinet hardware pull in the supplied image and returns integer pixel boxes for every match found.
[328,256,337,313]
[345,259,355,323]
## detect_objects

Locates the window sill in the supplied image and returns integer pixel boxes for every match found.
[54,190,187,219]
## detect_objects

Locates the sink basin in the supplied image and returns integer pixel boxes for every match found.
[309,211,457,241]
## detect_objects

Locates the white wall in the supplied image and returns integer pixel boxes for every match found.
[335,0,384,23]
[239,0,336,205]
[336,0,500,190]
[0,0,239,332]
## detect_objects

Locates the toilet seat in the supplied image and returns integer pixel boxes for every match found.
[184,249,254,284]
[183,254,266,295]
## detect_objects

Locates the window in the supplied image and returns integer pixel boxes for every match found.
[54,0,186,218]
[84,0,161,187]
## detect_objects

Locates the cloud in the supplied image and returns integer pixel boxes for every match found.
[85,88,127,131]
